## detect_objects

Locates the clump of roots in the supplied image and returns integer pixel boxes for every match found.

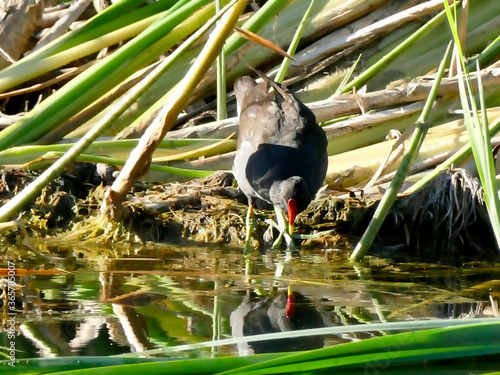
[374,168,497,263]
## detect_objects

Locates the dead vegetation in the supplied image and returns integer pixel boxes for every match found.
[0,165,496,265]
[0,1,499,264]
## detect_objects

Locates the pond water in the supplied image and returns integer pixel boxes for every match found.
[0,243,499,360]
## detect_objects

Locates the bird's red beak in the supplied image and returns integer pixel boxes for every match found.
[287,199,297,234]
[286,285,295,318]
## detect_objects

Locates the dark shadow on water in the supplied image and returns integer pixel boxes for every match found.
[230,290,324,354]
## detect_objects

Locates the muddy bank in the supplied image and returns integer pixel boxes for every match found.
[0,166,497,264]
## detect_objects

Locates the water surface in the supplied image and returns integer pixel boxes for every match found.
[1,244,498,359]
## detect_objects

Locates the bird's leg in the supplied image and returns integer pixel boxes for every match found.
[243,204,254,254]
[272,206,297,249]
[272,206,285,248]
[284,229,298,250]
[272,230,284,248]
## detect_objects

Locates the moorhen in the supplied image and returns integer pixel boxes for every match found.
[233,75,328,252]
[230,288,325,354]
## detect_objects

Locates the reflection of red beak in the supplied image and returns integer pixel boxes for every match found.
[287,199,297,234]
[286,285,295,318]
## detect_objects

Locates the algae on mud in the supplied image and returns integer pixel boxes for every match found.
[0,165,497,265]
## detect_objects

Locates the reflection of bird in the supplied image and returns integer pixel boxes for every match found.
[233,75,328,252]
[230,289,324,355]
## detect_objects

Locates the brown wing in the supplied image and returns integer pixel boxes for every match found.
[234,76,283,149]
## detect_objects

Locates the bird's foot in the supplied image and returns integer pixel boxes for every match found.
[283,232,298,251]
[273,232,297,250]
[272,231,284,249]
[285,234,298,250]
[266,218,297,250]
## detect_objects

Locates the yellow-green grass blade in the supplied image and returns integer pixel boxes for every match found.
[33,152,214,178]
[5,322,499,374]
[0,353,284,375]
[342,7,447,93]
[405,115,500,194]
[0,0,213,151]
[101,0,246,216]
[443,0,500,250]
[229,345,500,375]
[0,0,179,92]
[0,139,234,166]
[217,321,500,375]
[349,41,452,261]
[118,0,290,139]
[274,0,315,84]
